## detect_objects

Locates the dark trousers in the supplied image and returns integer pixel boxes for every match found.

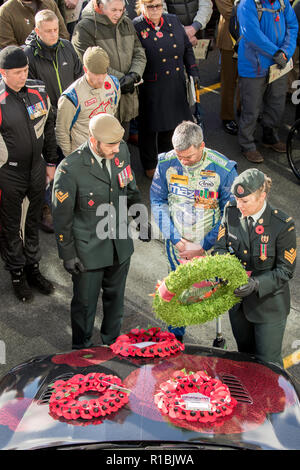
[220,49,239,121]
[238,74,288,151]
[138,126,174,171]
[229,305,287,367]
[71,256,131,348]
[0,163,45,271]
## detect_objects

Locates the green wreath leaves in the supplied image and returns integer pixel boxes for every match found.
[153,254,249,327]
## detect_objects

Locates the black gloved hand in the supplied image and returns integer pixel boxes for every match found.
[119,72,141,94]
[63,257,85,275]
[138,222,152,242]
[273,50,288,69]
[234,277,259,298]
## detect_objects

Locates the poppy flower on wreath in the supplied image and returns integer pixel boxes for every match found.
[51,347,114,367]
[110,327,184,358]
[49,373,129,422]
[255,225,264,235]
[104,81,111,89]
[123,353,291,434]
[154,369,237,425]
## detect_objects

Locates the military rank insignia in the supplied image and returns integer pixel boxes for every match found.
[284,248,296,264]
[55,190,69,203]
[118,165,133,188]
[217,225,225,241]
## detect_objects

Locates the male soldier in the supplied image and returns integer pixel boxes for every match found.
[52,113,150,349]
[0,46,57,302]
[212,169,297,366]
[150,120,238,341]
[55,46,120,157]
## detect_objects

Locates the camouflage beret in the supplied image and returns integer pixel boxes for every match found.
[231,169,265,198]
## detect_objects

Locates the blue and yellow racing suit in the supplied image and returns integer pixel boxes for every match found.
[150,147,238,337]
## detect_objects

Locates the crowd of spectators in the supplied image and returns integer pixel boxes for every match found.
[0,0,298,305]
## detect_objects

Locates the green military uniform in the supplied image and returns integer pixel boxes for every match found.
[52,140,141,348]
[213,199,297,366]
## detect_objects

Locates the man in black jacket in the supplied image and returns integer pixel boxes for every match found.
[24,9,83,232]
[0,46,58,302]
[24,9,83,113]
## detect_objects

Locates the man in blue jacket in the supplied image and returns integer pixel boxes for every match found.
[237,0,298,163]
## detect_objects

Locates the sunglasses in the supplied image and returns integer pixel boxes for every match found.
[145,3,163,9]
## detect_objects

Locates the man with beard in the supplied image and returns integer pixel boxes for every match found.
[52,113,150,349]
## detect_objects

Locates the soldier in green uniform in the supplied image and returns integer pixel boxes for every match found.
[213,168,297,367]
[52,113,150,349]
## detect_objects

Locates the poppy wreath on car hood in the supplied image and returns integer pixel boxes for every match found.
[154,369,237,424]
[49,373,129,421]
[152,254,249,326]
[110,327,185,358]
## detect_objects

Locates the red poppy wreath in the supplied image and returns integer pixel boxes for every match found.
[110,327,185,358]
[154,369,237,424]
[49,372,129,421]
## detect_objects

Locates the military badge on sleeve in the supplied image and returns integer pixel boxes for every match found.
[284,248,296,264]
[217,225,225,241]
[55,190,69,203]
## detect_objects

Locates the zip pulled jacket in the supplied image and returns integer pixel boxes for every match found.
[237,0,298,77]
[0,79,57,171]
[24,33,83,111]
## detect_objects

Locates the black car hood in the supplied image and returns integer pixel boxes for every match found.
[0,345,300,450]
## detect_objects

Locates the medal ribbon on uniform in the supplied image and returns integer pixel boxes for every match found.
[118,164,133,188]
[194,189,218,199]
[260,244,267,261]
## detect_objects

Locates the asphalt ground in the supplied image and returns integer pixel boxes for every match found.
[0,49,300,391]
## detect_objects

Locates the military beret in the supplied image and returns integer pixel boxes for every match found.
[89,113,124,143]
[83,46,110,74]
[0,46,28,69]
[232,168,265,198]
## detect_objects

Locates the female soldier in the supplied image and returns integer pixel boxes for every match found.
[213,168,297,367]
[133,0,200,178]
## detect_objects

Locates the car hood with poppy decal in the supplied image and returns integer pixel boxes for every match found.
[0,344,300,450]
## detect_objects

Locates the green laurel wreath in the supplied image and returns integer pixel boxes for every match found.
[153,254,249,327]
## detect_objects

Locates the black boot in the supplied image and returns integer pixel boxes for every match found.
[24,263,54,295]
[11,269,34,302]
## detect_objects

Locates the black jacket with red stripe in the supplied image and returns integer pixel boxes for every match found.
[0,78,57,172]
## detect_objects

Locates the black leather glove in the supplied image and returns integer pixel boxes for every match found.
[119,72,141,94]
[63,257,85,275]
[273,50,288,69]
[138,222,152,242]
[234,277,259,298]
